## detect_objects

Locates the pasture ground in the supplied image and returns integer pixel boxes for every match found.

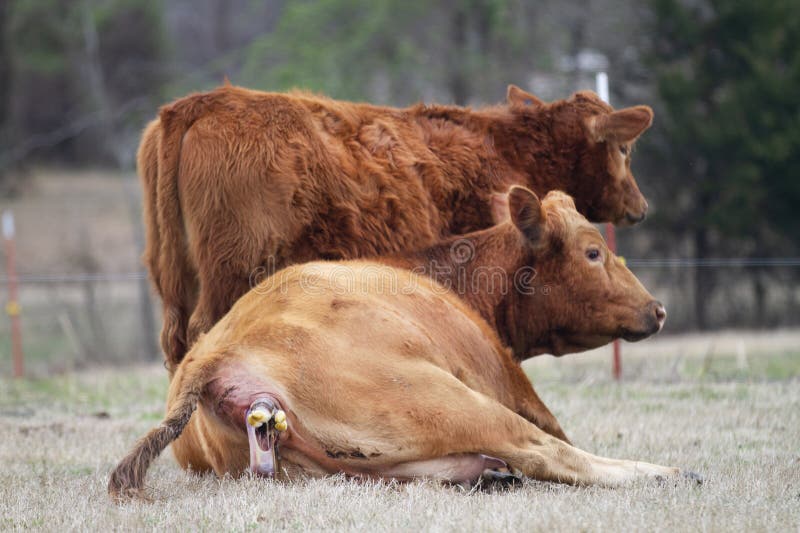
[1,335,798,532]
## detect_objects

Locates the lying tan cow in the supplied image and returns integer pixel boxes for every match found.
[140,83,655,373]
[110,188,682,500]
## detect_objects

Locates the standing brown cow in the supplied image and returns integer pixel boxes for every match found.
[140,84,654,372]
[109,188,684,501]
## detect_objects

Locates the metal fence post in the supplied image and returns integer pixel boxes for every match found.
[3,210,24,378]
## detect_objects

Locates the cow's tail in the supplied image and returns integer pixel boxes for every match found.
[108,350,224,501]
[154,94,217,374]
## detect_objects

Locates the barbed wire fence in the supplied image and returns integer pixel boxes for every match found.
[4,256,800,286]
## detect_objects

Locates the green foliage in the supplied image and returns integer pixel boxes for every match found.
[8,0,80,75]
[240,0,532,104]
[8,0,165,76]
[3,0,167,167]
[648,0,800,251]
[242,0,425,100]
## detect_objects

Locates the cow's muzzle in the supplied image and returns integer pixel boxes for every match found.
[621,209,647,226]
[622,301,666,341]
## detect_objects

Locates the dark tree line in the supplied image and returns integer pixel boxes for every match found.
[640,0,800,327]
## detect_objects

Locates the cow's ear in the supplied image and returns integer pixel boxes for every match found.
[507,186,546,244]
[588,106,653,142]
[507,85,544,108]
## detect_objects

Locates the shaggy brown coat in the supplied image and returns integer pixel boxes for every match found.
[140,84,654,372]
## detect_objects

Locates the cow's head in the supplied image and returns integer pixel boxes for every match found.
[495,185,665,357]
[505,85,652,226]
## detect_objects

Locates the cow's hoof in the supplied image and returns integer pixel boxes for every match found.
[476,469,523,491]
[682,470,703,485]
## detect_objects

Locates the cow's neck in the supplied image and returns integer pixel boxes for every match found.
[488,109,578,195]
[410,105,502,203]
[490,277,550,361]
[384,223,525,342]
[410,105,576,234]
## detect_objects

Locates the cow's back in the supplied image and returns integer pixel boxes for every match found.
[176,88,467,260]
[210,261,522,407]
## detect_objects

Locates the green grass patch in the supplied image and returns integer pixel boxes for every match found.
[0,365,168,414]
[683,350,800,381]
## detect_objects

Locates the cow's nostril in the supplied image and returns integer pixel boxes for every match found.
[654,303,667,324]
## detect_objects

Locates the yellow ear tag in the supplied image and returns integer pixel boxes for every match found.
[618,256,626,266]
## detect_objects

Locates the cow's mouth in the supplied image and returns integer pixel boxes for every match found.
[246,399,288,477]
[548,332,615,356]
[616,210,646,226]
[621,329,652,342]
[620,322,660,342]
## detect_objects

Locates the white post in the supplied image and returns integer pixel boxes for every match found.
[3,210,24,378]
[596,71,609,104]
[2,211,14,240]
[596,72,621,379]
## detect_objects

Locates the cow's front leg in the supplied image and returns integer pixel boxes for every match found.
[352,364,690,487]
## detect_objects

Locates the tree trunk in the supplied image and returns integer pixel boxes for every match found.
[752,270,766,328]
[80,0,116,164]
[0,1,11,183]
[693,226,711,330]
[213,0,231,54]
[0,2,9,129]
[448,5,469,105]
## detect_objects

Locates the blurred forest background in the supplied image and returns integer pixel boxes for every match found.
[0,0,799,372]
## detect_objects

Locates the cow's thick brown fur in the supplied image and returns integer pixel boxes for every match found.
[139,84,654,372]
[110,188,679,501]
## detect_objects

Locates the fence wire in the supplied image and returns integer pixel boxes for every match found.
[2,257,800,286]
[1,260,799,377]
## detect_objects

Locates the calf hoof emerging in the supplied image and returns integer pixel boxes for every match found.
[246,399,289,477]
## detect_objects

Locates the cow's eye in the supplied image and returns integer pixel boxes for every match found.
[586,248,601,261]
[619,145,629,156]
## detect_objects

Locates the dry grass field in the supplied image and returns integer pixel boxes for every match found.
[1,335,798,532]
